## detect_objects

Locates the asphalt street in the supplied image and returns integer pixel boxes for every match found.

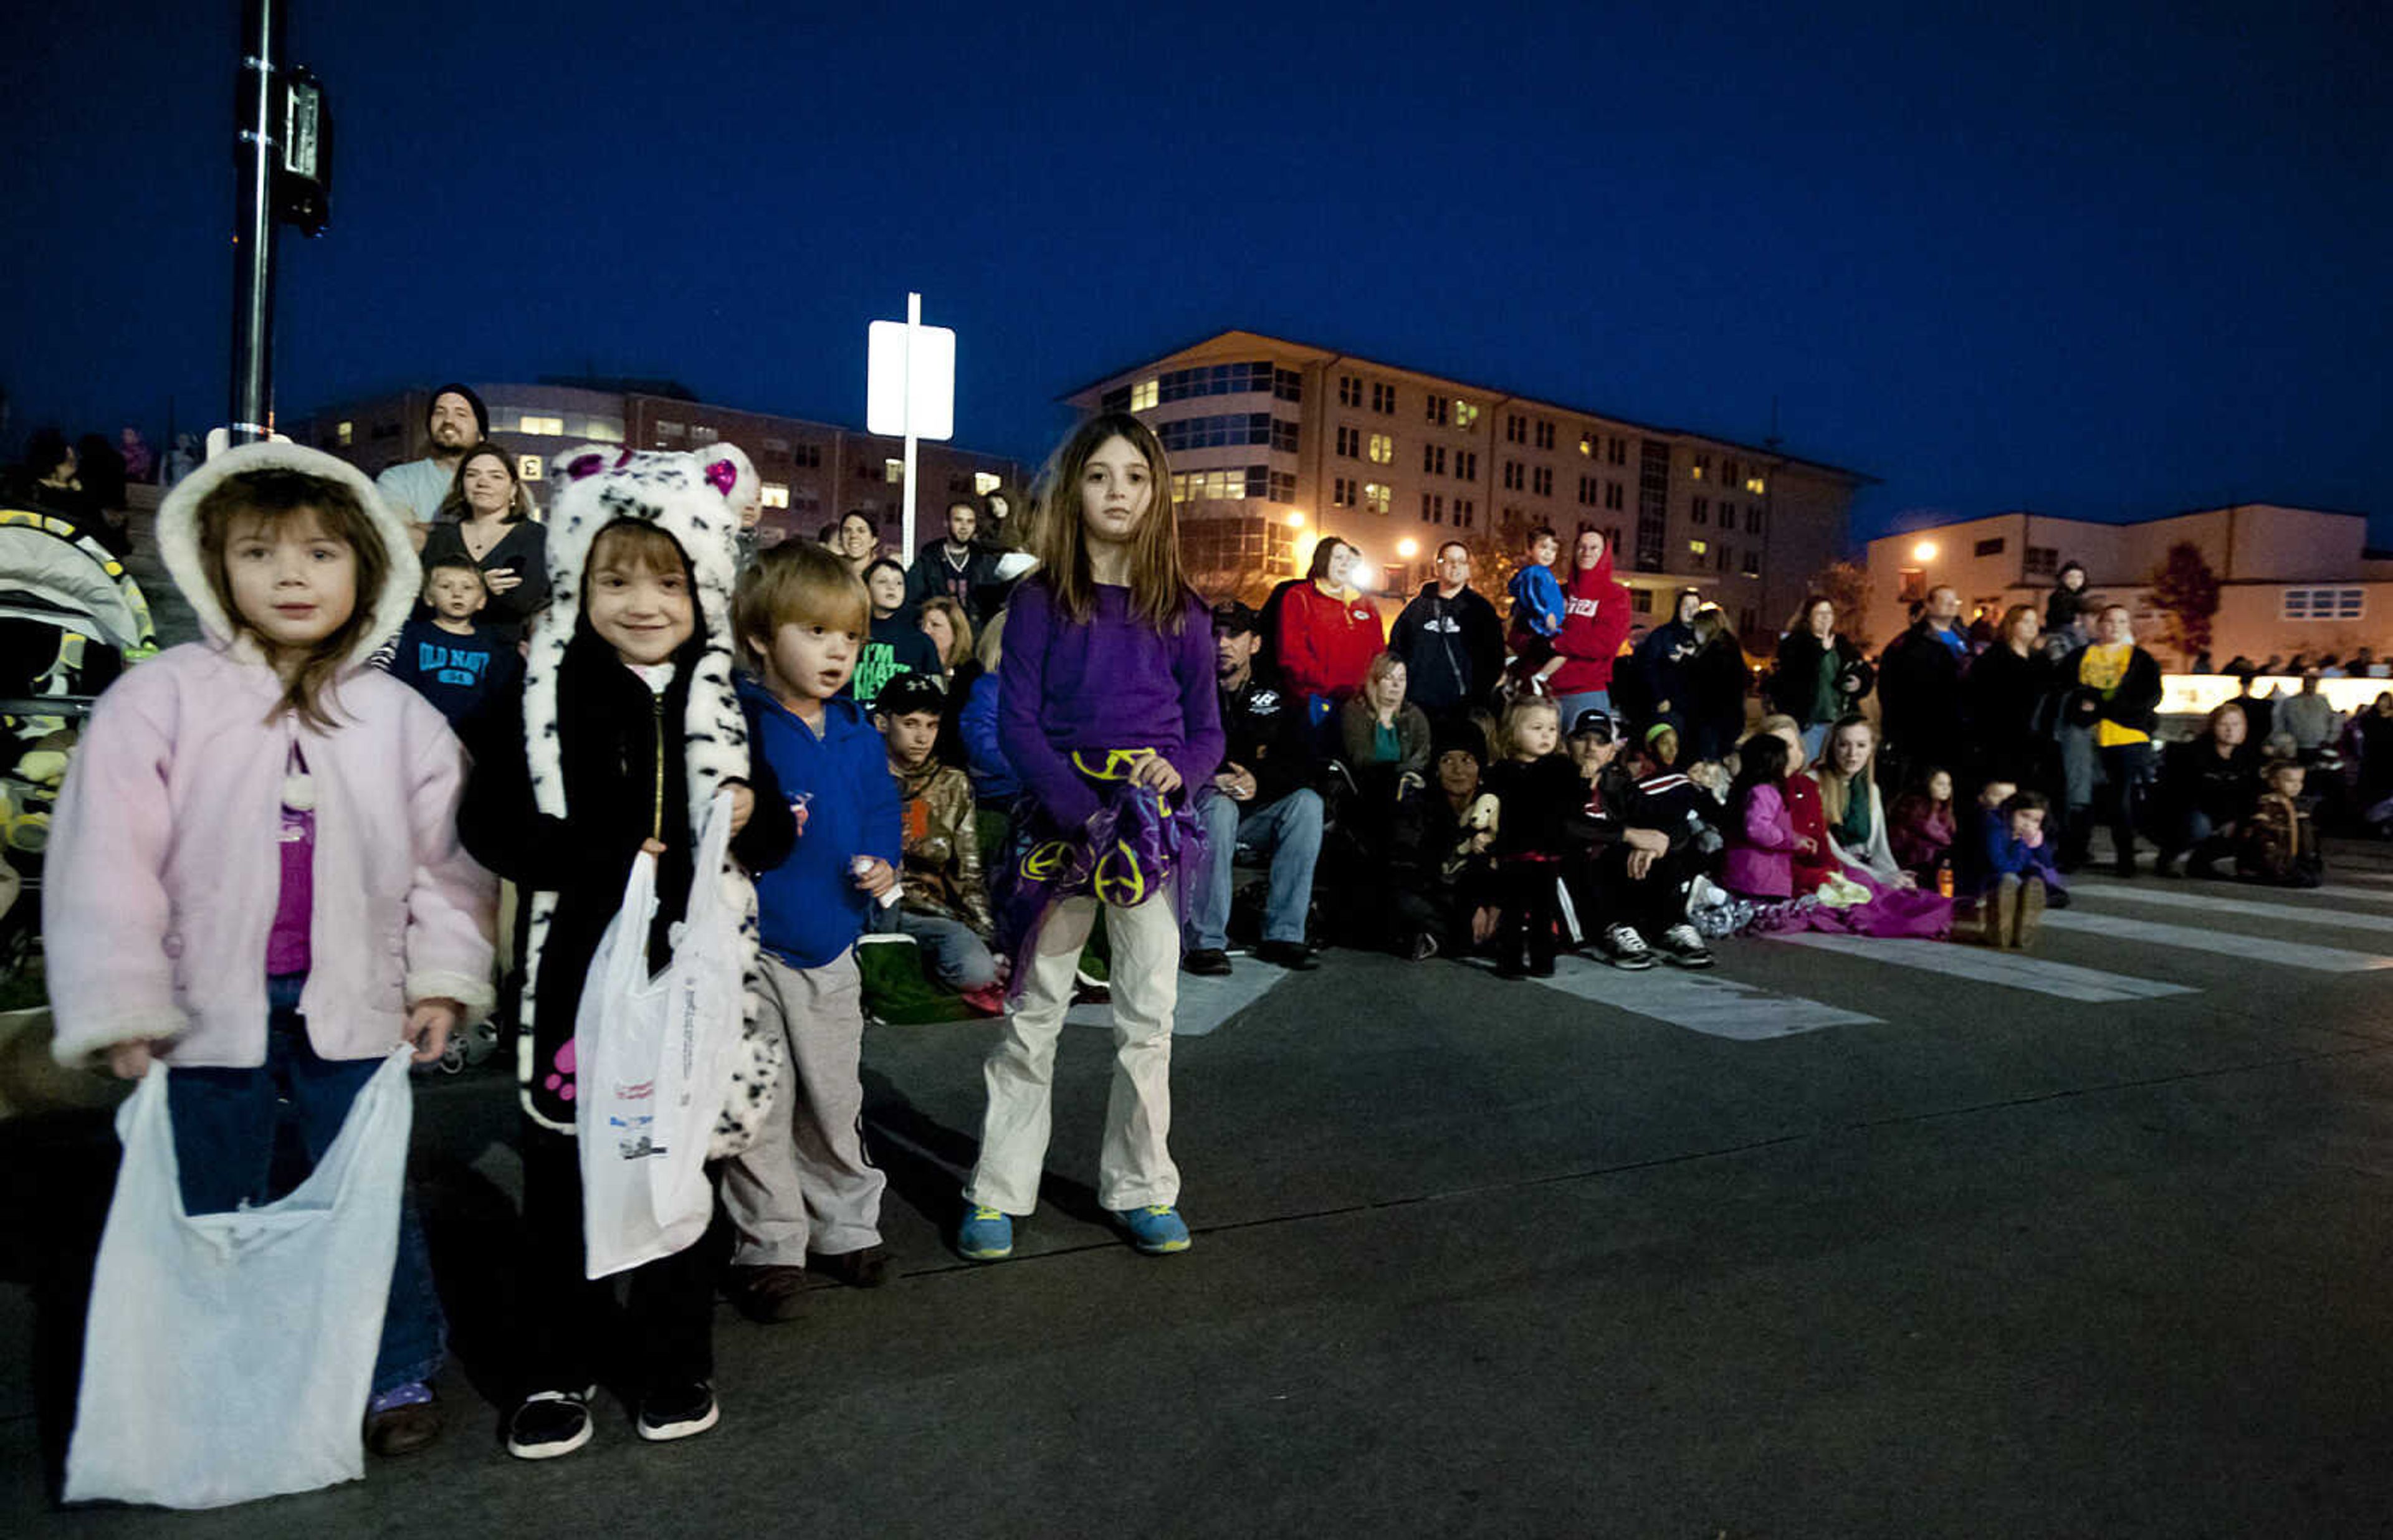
[5,845,2392,1538]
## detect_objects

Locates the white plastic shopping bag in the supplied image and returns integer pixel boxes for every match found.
[64,1046,413,1509]
[576,789,745,1279]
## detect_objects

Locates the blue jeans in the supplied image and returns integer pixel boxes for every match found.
[1190,786,1324,949]
[1556,688,1612,733]
[873,906,998,989]
[166,973,445,1397]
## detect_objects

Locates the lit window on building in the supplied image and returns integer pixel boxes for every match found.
[1689,538,1709,558]
[2283,587,2365,620]
[1130,378,1159,411]
[1365,482,1392,515]
[656,420,687,442]
[1454,400,1480,429]
[884,459,904,483]
[1579,432,1595,458]
[1368,434,1393,465]
[1745,475,1766,495]
[517,455,544,482]
[762,482,790,508]
[581,417,626,444]
[519,414,565,436]
[975,471,1001,496]
[690,425,719,445]
[335,420,353,445]
[1690,455,1706,481]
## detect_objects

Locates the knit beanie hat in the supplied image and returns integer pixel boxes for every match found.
[426,383,490,440]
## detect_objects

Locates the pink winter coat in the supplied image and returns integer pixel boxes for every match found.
[1721,781,1796,898]
[44,440,497,1068]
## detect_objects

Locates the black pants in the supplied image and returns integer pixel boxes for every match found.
[1569,842,1697,940]
[1493,860,1561,970]
[518,1123,716,1398]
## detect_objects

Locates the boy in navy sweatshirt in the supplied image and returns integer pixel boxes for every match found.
[381,557,523,726]
[719,542,903,1322]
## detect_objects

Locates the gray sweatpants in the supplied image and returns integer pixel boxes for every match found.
[721,949,885,1265]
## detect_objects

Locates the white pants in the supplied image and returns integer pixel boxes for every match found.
[965,890,1180,1215]
[721,949,886,1265]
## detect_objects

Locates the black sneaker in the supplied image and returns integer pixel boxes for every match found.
[637,1382,720,1443]
[1180,947,1233,977]
[1598,923,1657,971]
[1253,939,1319,971]
[1651,923,1715,969]
[507,1386,598,1461]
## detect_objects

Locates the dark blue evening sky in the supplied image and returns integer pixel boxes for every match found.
[8,1,2387,545]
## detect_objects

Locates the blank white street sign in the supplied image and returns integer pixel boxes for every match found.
[867,318,955,442]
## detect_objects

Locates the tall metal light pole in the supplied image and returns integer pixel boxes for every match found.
[229,0,280,447]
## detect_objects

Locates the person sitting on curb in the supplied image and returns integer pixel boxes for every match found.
[1183,602,1323,976]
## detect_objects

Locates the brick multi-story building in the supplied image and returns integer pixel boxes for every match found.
[1063,330,1873,637]
[292,379,1026,556]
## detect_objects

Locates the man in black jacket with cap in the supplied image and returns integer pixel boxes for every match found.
[1184,602,1324,976]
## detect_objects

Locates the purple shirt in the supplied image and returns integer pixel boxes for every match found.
[997,579,1226,829]
[265,803,315,976]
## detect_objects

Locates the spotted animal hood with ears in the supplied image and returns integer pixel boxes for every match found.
[518,443,780,1157]
[154,439,422,669]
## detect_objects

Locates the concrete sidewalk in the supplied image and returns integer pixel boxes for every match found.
[6,858,2393,1536]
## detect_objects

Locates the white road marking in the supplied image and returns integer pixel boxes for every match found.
[1066,960,1293,1037]
[2040,909,2393,972]
[2069,880,2393,934]
[1767,932,2196,1002]
[1532,954,1880,1040]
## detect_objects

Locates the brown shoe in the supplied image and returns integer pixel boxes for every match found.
[1987,878,2018,949]
[808,1245,889,1289]
[726,1263,809,1323]
[363,1394,446,1457]
[2014,875,2047,950]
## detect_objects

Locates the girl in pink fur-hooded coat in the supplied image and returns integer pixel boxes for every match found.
[44,439,497,1452]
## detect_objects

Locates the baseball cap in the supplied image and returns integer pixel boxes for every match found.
[875,672,945,717]
[1568,707,1619,742]
[1212,601,1261,637]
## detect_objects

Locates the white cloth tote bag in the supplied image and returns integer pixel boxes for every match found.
[575,789,745,1280]
[64,1046,413,1509]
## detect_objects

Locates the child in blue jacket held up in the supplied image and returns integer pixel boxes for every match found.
[1504,524,1568,693]
[958,412,1225,1264]
[720,539,904,1321]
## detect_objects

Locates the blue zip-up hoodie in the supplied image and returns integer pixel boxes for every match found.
[738,675,902,969]
[1507,563,1565,639]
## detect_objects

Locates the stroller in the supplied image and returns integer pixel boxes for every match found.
[0,504,159,973]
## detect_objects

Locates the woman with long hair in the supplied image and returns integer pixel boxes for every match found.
[1767,596,1872,763]
[1964,602,2054,792]
[1275,535,1383,732]
[424,444,549,640]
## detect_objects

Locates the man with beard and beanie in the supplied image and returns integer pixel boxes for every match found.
[1389,540,1506,726]
[376,384,490,530]
[1562,707,1717,971]
[1183,602,1323,977]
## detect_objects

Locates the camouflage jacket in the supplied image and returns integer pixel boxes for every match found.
[894,759,993,936]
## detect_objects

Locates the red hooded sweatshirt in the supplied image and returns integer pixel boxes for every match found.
[1548,546,1632,695]
[1278,582,1384,698]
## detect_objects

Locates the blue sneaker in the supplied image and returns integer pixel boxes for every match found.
[1114,1204,1192,1255]
[957,1205,1014,1262]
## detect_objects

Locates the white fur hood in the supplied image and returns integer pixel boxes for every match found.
[154,439,423,669]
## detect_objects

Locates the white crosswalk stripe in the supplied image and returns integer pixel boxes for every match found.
[2070,880,2393,934]
[2306,884,2393,904]
[2040,909,2393,972]
[1531,954,1880,1040]
[1765,931,2197,1002]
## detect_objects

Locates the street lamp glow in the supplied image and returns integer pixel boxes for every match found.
[1911,540,1938,562]
[1286,510,1307,528]
[1397,537,1419,559]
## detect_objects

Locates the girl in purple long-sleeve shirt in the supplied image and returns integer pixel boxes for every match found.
[959,413,1223,1265]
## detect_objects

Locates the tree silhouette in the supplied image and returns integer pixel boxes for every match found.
[2146,541,2220,667]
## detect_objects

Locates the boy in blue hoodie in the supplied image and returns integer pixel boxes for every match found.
[719,541,903,1323]
[1505,524,1567,693]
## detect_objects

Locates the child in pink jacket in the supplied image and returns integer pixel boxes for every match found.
[1721,730,1798,898]
[45,441,497,1460]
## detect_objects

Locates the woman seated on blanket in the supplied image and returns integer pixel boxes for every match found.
[1807,713,1953,935]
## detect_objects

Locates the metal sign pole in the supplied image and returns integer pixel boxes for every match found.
[230,0,279,446]
[900,291,921,560]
